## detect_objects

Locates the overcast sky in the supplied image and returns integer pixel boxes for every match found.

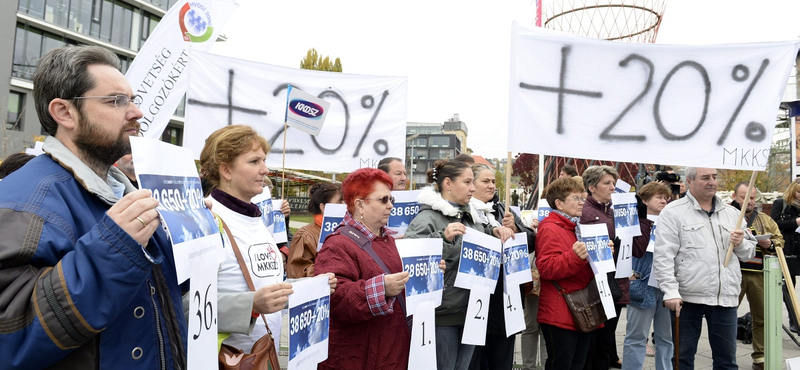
[212,0,800,160]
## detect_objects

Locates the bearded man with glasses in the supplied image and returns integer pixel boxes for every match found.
[0,45,187,369]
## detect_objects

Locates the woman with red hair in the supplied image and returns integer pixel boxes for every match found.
[314,168,411,370]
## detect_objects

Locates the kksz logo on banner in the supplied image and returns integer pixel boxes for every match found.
[285,85,331,136]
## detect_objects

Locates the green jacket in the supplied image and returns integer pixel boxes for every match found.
[404,187,494,326]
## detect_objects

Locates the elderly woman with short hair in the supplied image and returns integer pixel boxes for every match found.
[314,168,410,370]
[536,177,595,370]
[581,165,625,370]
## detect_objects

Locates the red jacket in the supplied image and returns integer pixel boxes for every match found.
[314,233,410,370]
[536,212,597,331]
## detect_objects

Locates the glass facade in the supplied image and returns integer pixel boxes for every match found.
[6,92,24,131]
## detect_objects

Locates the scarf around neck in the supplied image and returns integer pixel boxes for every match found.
[554,209,582,240]
[470,198,501,227]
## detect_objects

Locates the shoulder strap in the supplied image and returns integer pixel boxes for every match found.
[339,225,406,315]
[220,218,272,329]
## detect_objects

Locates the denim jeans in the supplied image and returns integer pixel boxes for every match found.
[672,302,738,370]
[436,325,475,370]
[622,290,673,370]
[540,323,593,370]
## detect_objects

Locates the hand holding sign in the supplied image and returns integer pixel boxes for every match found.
[108,189,161,246]
[254,282,294,314]
[384,271,410,298]
[573,241,588,260]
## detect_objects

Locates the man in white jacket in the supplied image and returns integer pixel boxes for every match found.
[653,167,755,370]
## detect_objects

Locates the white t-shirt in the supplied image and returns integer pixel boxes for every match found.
[209,197,284,351]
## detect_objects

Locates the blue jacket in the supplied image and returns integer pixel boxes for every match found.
[0,137,187,369]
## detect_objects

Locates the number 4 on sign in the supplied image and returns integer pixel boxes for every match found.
[408,301,437,370]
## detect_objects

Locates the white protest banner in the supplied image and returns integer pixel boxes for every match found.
[127,0,238,138]
[614,233,633,280]
[509,22,800,170]
[462,288,492,346]
[395,238,444,316]
[509,206,521,218]
[285,85,331,136]
[537,199,552,222]
[130,136,221,283]
[455,231,502,291]
[271,199,288,244]
[185,51,408,172]
[612,193,641,237]
[288,275,330,370]
[318,203,346,251]
[252,188,274,229]
[615,179,631,194]
[521,210,536,228]
[130,137,223,369]
[503,233,532,287]
[595,272,617,320]
[388,190,421,237]
[502,280,526,336]
[408,301,437,370]
[580,223,615,274]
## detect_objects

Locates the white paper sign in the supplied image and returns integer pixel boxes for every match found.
[509,206,522,218]
[786,356,800,370]
[388,190,422,237]
[395,238,444,316]
[595,272,617,320]
[509,23,800,170]
[521,210,537,229]
[502,279,526,336]
[252,189,274,229]
[462,289,492,345]
[318,203,346,251]
[130,136,220,283]
[271,199,288,244]
[187,245,220,370]
[408,301,437,370]
[646,215,658,253]
[615,179,631,193]
[185,50,408,173]
[128,0,238,139]
[580,223,615,274]
[537,199,552,222]
[288,275,330,370]
[647,253,659,288]
[454,231,502,292]
[612,193,641,237]
[614,232,633,279]
[285,85,331,136]
[503,233,532,287]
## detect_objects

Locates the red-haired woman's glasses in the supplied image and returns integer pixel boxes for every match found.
[360,196,395,205]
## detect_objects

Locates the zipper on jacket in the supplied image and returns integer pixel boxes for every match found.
[706,214,723,306]
[148,279,167,370]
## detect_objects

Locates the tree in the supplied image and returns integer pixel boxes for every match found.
[495,166,506,202]
[300,48,343,72]
[512,153,539,194]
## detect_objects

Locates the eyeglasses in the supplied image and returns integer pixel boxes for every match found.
[564,196,586,203]
[71,95,135,109]
[360,196,395,205]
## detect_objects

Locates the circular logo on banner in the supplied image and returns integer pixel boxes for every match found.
[178,2,214,42]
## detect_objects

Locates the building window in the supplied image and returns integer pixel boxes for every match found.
[12,24,66,80]
[69,0,94,35]
[429,136,449,148]
[144,0,180,11]
[7,92,24,131]
[161,126,183,145]
[141,12,161,43]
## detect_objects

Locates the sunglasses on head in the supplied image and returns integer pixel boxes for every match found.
[360,196,395,205]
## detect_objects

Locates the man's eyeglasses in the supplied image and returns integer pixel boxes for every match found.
[71,95,136,109]
[360,196,395,205]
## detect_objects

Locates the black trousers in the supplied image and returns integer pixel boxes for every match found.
[541,323,594,370]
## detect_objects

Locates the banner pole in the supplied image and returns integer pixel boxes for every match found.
[777,248,800,328]
[505,152,512,206]
[281,122,288,198]
[723,171,757,267]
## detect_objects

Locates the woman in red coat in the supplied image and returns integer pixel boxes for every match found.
[314,168,411,370]
[536,177,596,370]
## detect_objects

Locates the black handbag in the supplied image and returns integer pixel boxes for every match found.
[553,278,607,333]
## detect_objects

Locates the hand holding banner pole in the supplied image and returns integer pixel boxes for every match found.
[723,171,757,267]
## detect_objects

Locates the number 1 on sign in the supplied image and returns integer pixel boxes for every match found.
[409,301,436,369]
